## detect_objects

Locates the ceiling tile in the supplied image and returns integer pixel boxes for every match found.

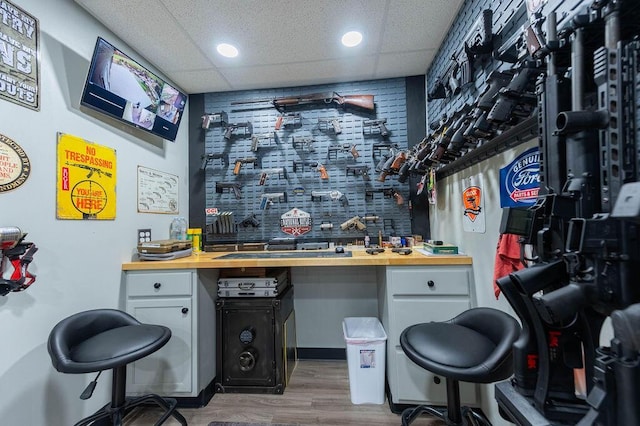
[168,69,233,95]
[76,0,212,73]
[75,0,461,94]
[220,56,378,91]
[159,0,387,66]
[380,0,464,53]
[375,50,438,78]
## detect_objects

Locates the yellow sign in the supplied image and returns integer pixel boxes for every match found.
[56,133,116,220]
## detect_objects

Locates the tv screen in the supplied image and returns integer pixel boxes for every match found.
[81,37,187,142]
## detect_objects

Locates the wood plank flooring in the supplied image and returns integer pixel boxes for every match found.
[124,360,443,426]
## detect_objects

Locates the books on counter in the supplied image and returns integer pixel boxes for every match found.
[422,242,459,254]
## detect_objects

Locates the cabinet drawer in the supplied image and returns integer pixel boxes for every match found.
[387,267,470,296]
[127,271,192,297]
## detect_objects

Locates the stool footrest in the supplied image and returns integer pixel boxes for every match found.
[73,393,187,426]
[401,404,492,426]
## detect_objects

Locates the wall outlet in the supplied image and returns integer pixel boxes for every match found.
[137,229,152,243]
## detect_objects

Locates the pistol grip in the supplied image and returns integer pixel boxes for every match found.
[319,167,329,180]
[233,162,241,175]
[275,116,283,130]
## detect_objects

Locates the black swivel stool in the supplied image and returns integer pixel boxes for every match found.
[400,307,520,426]
[47,308,188,426]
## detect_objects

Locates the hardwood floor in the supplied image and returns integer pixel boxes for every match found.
[124,360,443,425]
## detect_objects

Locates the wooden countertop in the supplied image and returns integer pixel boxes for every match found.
[122,248,472,271]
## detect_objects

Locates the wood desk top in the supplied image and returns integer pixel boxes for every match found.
[122,248,472,271]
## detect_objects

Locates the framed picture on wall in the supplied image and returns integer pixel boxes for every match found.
[136,166,179,214]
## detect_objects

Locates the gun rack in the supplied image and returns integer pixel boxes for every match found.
[435,116,537,180]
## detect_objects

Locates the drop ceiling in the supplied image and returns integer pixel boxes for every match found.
[74,0,464,94]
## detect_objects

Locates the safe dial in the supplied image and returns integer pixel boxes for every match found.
[239,348,257,371]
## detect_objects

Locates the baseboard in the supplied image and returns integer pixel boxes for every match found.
[174,378,215,408]
[296,347,346,360]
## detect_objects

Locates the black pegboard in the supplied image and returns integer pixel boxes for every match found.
[426,0,590,133]
[421,0,608,181]
[200,78,412,244]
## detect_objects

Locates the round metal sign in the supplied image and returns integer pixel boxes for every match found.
[0,133,31,193]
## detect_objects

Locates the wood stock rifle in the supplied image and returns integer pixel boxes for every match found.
[232,91,375,112]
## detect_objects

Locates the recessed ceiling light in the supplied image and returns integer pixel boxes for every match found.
[216,43,238,58]
[341,31,363,47]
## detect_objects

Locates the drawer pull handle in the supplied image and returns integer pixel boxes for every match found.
[181,307,189,314]
[427,280,435,288]
[153,282,162,289]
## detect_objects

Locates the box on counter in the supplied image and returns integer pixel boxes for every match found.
[423,242,458,254]
[137,239,192,254]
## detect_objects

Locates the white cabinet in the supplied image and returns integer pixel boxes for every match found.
[124,269,218,399]
[378,265,478,408]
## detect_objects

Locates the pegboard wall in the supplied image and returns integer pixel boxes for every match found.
[426,0,587,130]
[200,78,412,245]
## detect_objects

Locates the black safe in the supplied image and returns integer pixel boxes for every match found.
[215,285,296,394]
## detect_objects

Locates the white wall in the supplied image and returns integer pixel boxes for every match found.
[0,1,190,425]
[429,139,538,425]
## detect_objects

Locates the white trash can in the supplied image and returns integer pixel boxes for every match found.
[342,317,388,404]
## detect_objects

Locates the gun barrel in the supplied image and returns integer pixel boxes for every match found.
[556,110,608,134]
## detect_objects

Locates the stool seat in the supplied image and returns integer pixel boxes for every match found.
[48,309,187,426]
[65,324,169,370]
[400,308,520,426]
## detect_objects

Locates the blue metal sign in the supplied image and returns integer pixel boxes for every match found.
[500,147,540,208]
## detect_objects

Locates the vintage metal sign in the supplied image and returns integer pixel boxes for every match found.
[462,174,485,233]
[56,133,117,220]
[499,147,540,208]
[0,132,30,192]
[280,208,312,236]
[0,0,40,110]
[463,186,482,222]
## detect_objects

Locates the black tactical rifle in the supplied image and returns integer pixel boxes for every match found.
[428,9,493,100]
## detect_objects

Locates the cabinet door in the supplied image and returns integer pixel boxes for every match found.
[394,348,477,405]
[126,297,193,395]
[389,297,471,346]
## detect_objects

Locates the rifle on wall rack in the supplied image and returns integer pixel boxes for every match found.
[231,91,375,112]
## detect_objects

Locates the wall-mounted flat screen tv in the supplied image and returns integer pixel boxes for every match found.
[81,37,187,142]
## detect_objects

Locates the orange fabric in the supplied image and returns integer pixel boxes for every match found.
[493,233,524,299]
